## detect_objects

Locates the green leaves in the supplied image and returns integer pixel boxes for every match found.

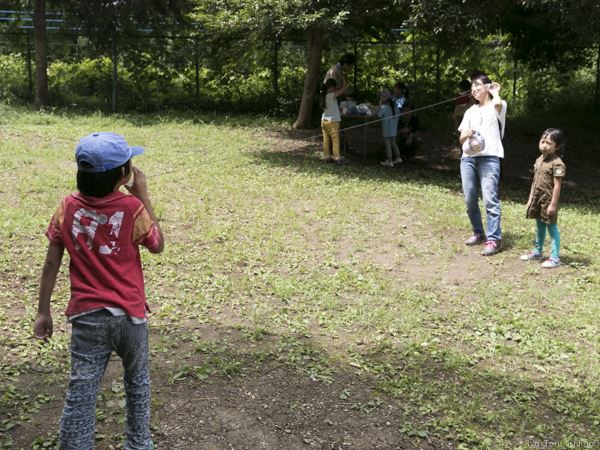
[190,0,352,40]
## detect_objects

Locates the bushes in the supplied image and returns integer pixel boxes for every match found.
[0,34,309,114]
[0,54,30,103]
[0,52,294,113]
[48,58,113,109]
[0,36,597,117]
[521,66,597,114]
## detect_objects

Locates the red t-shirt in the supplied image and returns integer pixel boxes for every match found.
[46,191,161,318]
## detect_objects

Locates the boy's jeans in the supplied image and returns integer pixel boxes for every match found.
[460,156,502,242]
[59,310,152,450]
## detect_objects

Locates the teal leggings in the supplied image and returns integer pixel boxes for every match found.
[535,218,560,259]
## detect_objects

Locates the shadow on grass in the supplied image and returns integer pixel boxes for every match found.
[249,124,600,216]
[497,231,519,252]
[560,254,594,268]
[8,322,597,449]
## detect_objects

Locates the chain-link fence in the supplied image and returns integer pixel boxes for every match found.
[1,25,599,115]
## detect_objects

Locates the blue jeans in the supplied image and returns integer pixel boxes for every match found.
[460,156,502,242]
[60,310,153,450]
[536,218,561,259]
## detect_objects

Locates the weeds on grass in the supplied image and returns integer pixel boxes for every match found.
[1,107,599,448]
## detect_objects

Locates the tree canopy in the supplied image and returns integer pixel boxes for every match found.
[3,0,597,113]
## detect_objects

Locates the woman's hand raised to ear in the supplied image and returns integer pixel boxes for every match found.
[488,82,501,96]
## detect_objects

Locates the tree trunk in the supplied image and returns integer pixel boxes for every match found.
[293,27,328,129]
[34,0,48,109]
[272,37,281,112]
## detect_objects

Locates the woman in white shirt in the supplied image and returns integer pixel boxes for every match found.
[458,71,507,256]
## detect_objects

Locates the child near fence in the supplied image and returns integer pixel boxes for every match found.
[377,90,402,167]
[320,77,348,165]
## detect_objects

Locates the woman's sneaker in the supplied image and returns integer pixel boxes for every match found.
[464,234,484,246]
[541,257,560,268]
[520,250,544,261]
[481,240,500,256]
[380,160,394,167]
[392,157,403,164]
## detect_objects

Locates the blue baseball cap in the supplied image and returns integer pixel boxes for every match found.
[75,132,144,173]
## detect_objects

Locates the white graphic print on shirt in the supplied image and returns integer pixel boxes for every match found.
[71,208,124,254]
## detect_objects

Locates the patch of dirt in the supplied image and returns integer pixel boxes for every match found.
[6,331,447,450]
[153,366,430,450]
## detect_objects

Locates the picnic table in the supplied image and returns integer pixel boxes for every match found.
[340,113,379,160]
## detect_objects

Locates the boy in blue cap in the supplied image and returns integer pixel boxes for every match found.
[34,132,164,449]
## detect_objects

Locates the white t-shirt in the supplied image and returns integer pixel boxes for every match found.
[322,92,341,122]
[458,100,507,158]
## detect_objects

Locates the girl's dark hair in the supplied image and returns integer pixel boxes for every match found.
[339,53,355,65]
[320,78,337,110]
[541,128,566,157]
[470,70,492,85]
[394,81,410,99]
[469,70,493,104]
[459,79,471,92]
[77,160,131,197]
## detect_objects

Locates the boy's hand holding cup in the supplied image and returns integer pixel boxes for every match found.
[125,166,149,200]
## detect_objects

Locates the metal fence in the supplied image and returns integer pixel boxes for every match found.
[1,9,599,113]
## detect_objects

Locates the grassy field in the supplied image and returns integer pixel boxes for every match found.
[0,104,599,449]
